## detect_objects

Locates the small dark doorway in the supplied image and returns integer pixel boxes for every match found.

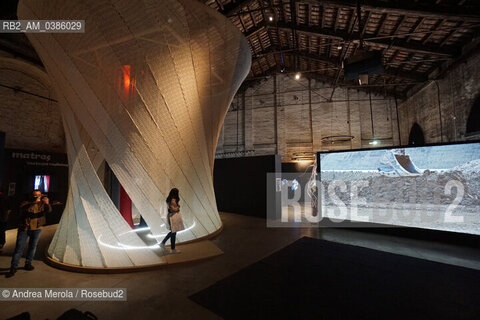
[466,97,480,136]
[408,123,425,146]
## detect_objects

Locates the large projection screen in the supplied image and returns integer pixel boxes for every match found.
[318,142,480,235]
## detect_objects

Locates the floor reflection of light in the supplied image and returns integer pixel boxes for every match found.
[98,234,160,250]
[118,242,160,250]
[121,223,165,235]
[147,221,196,239]
[98,221,196,250]
[126,226,152,233]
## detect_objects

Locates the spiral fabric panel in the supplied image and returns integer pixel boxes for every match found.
[18,0,251,267]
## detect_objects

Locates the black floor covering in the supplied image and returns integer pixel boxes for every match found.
[190,237,480,319]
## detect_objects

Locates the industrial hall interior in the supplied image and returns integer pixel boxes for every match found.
[0,0,479,319]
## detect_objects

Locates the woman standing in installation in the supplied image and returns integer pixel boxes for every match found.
[160,188,183,254]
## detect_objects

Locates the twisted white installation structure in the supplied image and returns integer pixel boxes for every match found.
[18,0,251,268]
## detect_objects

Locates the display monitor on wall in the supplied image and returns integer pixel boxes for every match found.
[34,175,50,193]
[318,142,480,235]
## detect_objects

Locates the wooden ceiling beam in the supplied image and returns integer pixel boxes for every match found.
[301,0,480,21]
[269,21,459,57]
[253,47,428,82]
[334,7,341,31]
[248,2,257,28]
[321,4,326,28]
[214,0,224,11]
[376,13,388,36]
[440,21,463,47]
[422,19,444,45]
[407,17,425,43]
[361,11,370,37]
[243,63,407,98]
[220,0,258,17]
[391,15,406,38]
[221,0,480,21]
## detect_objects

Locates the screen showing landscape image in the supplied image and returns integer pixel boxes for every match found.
[319,143,480,235]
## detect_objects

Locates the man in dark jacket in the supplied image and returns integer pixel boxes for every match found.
[6,189,52,278]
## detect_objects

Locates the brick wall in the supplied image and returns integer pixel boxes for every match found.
[0,55,64,153]
[217,74,401,162]
[398,50,480,144]
[218,51,480,163]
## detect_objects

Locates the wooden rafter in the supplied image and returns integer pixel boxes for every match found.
[270,21,460,56]
[440,21,463,47]
[222,0,480,21]
[209,0,479,99]
[252,47,428,82]
[360,11,370,37]
[422,19,444,45]
[321,4,326,28]
[300,0,480,21]
[245,63,407,98]
[407,17,425,43]
[376,13,388,36]
[334,7,341,31]
[391,15,406,38]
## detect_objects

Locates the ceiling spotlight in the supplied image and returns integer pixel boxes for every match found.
[268,16,274,21]
[295,73,301,80]
[337,45,343,50]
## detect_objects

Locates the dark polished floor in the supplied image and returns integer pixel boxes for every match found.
[1,212,479,319]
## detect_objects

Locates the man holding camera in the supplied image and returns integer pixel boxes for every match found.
[6,189,52,278]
